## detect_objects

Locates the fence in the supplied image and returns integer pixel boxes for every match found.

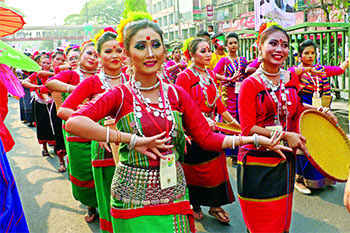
[237,22,350,103]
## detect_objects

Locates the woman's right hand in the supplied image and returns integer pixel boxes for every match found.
[207,118,216,131]
[283,131,308,155]
[134,132,173,160]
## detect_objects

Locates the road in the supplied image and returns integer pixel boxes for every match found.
[4,96,350,233]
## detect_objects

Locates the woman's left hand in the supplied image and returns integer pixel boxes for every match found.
[134,132,173,160]
[258,131,293,160]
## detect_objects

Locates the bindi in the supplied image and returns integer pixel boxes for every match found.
[113,46,116,49]
[279,39,283,43]
[146,36,151,41]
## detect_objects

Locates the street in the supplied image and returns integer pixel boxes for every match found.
[4,96,350,233]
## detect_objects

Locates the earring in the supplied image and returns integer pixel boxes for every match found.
[258,52,263,63]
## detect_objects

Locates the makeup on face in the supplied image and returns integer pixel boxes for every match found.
[100,40,124,69]
[80,46,98,70]
[193,41,212,67]
[261,31,289,66]
[128,28,165,75]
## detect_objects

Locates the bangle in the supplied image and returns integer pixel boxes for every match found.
[270,129,276,138]
[253,134,260,148]
[317,106,323,112]
[232,135,236,150]
[128,134,138,150]
[116,130,121,144]
[67,85,71,93]
[106,126,110,143]
[302,67,305,73]
[239,135,243,147]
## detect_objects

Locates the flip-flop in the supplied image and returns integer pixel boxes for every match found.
[209,208,230,224]
[58,162,66,173]
[84,208,97,223]
[42,151,49,156]
[193,210,203,220]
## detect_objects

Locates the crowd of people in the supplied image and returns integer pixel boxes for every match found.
[10,11,350,233]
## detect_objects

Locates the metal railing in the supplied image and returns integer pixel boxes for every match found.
[236,22,350,102]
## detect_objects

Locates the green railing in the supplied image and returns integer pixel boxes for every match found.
[236,22,350,103]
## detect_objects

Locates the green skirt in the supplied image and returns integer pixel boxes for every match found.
[91,140,115,233]
[66,140,97,207]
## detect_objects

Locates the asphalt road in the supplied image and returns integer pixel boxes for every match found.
[4,96,350,233]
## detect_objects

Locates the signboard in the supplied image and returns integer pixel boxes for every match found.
[217,13,255,32]
[254,0,296,30]
[193,0,201,22]
[207,5,214,20]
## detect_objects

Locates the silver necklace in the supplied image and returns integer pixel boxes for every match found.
[259,65,281,77]
[130,76,177,138]
[134,79,160,91]
[105,72,122,79]
[79,67,97,74]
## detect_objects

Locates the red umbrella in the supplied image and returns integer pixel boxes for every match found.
[0,5,25,38]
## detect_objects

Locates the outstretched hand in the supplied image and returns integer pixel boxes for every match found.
[134,132,173,160]
[258,131,293,160]
[344,174,350,214]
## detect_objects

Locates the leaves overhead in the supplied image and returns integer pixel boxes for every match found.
[122,0,147,19]
[64,0,124,25]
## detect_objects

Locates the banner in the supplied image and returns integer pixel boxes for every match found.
[255,0,296,30]
[207,5,213,20]
[193,0,201,22]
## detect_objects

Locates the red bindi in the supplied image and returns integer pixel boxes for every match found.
[146,36,151,41]
[279,39,283,43]
[113,46,116,49]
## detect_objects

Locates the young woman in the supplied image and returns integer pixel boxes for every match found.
[291,39,349,194]
[214,32,248,120]
[45,42,99,223]
[58,29,128,232]
[176,37,238,224]
[22,55,55,157]
[165,46,187,83]
[237,26,337,233]
[65,13,290,233]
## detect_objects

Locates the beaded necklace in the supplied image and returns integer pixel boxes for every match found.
[191,66,219,109]
[257,66,291,126]
[100,69,126,90]
[130,75,177,138]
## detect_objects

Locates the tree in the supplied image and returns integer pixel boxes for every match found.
[121,0,147,19]
[64,0,124,25]
[315,0,349,22]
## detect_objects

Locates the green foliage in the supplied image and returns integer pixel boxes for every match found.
[64,0,124,25]
[122,0,147,19]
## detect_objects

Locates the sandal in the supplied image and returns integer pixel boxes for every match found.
[42,151,49,156]
[193,207,203,220]
[84,207,97,223]
[209,207,230,224]
[58,162,66,173]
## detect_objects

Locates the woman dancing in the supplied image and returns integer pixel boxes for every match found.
[65,12,289,233]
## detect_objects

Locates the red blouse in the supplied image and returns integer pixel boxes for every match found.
[176,68,226,115]
[238,71,304,144]
[72,84,225,152]
[62,73,129,111]
[47,70,81,86]
[28,72,51,101]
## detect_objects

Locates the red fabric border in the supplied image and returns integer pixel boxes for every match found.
[92,158,115,168]
[182,155,227,187]
[100,218,113,233]
[66,136,91,143]
[69,174,95,188]
[110,201,196,232]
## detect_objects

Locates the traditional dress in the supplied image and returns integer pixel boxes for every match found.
[176,68,235,208]
[214,56,248,119]
[27,72,56,146]
[208,52,227,70]
[62,72,128,233]
[165,60,186,83]
[72,80,227,233]
[48,70,98,208]
[238,70,304,232]
[291,65,345,188]
[0,83,29,232]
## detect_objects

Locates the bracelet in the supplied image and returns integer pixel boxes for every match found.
[116,130,121,144]
[232,135,236,150]
[270,129,276,138]
[67,85,71,93]
[317,106,323,112]
[239,135,243,147]
[302,67,305,73]
[253,134,260,148]
[322,107,330,114]
[128,134,138,150]
[106,126,110,143]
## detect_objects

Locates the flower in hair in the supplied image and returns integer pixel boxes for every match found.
[116,11,153,47]
[93,27,118,46]
[182,37,194,60]
[64,44,80,55]
[81,40,92,48]
[256,21,280,45]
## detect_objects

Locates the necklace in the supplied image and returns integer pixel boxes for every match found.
[227,55,241,78]
[134,79,160,91]
[130,75,177,138]
[99,70,126,90]
[259,65,281,77]
[194,65,206,71]
[258,67,291,126]
[105,72,122,79]
[191,67,219,109]
[79,67,97,74]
